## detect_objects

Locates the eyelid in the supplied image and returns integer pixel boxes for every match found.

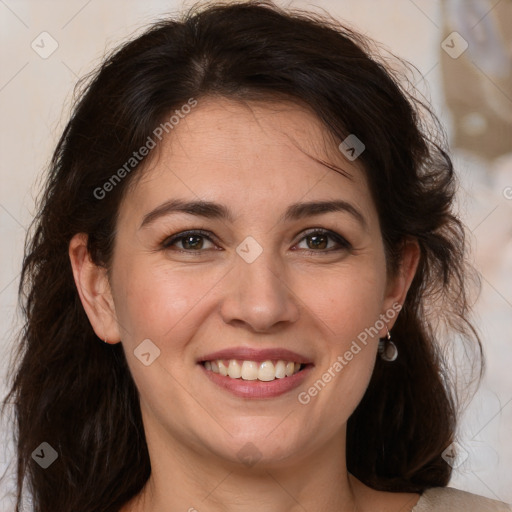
[160,229,219,250]
[160,227,352,253]
[294,227,352,251]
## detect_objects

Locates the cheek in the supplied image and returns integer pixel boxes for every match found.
[291,264,384,416]
[294,263,386,341]
[112,258,225,345]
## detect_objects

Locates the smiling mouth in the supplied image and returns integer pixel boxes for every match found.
[201,359,308,382]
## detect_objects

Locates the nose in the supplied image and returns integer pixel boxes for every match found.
[219,246,301,333]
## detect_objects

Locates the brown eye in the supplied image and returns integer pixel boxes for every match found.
[306,233,329,250]
[295,229,351,253]
[180,235,205,250]
[161,230,216,251]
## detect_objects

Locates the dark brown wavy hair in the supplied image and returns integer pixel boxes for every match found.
[2,1,482,510]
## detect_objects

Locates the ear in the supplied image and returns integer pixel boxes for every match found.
[379,238,420,335]
[68,233,121,344]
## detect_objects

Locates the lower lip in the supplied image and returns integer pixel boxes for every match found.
[199,364,313,399]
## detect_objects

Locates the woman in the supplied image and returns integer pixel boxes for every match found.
[3,1,511,511]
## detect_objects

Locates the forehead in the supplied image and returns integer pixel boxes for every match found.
[119,97,376,227]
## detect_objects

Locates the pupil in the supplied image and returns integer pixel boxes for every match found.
[184,235,203,250]
[308,234,327,250]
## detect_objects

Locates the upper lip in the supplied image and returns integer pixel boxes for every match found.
[198,347,313,365]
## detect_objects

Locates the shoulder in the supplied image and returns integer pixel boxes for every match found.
[413,487,512,512]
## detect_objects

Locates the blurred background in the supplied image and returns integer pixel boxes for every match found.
[1,0,511,508]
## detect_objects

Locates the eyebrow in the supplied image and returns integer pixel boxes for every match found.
[139,198,367,230]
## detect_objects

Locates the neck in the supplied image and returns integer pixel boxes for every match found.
[126,422,359,512]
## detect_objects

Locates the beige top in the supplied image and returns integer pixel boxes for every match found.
[411,487,512,511]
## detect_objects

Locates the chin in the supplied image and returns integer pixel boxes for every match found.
[202,428,307,470]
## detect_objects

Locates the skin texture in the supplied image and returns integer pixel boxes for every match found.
[69,98,421,512]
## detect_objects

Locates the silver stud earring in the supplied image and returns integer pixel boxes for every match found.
[378,326,398,362]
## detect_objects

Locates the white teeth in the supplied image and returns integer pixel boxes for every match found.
[218,360,228,376]
[258,360,276,381]
[241,361,259,380]
[228,360,242,379]
[204,359,304,381]
[274,360,286,379]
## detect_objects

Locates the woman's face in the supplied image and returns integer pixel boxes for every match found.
[79,97,416,469]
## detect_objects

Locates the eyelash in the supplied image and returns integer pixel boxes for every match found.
[160,228,352,255]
